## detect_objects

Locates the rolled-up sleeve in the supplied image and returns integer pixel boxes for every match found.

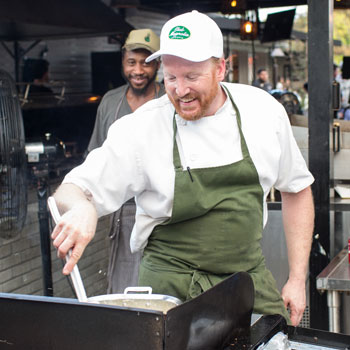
[63,117,145,217]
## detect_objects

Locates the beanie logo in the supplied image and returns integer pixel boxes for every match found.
[169,26,190,40]
[144,33,151,42]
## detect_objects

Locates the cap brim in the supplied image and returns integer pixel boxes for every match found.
[146,49,218,63]
[145,50,162,62]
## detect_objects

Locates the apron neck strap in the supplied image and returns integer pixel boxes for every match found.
[172,116,182,170]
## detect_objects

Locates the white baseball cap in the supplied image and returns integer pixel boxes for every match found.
[146,10,223,63]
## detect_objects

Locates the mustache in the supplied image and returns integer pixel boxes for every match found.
[128,74,148,79]
[174,94,196,101]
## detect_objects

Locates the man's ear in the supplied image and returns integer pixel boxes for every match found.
[217,57,226,82]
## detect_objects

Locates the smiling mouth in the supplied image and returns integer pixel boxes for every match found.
[132,78,146,83]
[179,99,197,111]
[178,95,198,106]
[129,75,148,84]
[180,98,195,103]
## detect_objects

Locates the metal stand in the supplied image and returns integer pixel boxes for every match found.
[28,153,54,297]
[26,134,66,297]
[36,174,53,297]
[327,290,341,333]
[317,247,350,333]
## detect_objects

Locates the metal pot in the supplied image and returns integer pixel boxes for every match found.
[87,286,182,314]
[47,197,182,314]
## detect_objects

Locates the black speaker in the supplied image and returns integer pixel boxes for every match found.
[342,57,350,79]
[91,51,124,96]
[260,9,296,43]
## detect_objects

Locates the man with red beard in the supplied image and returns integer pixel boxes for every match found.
[51,11,314,327]
[87,28,165,294]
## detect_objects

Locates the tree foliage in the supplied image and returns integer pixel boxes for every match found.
[293,9,350,65]
[293,13,307,32]
[333,9,350,64]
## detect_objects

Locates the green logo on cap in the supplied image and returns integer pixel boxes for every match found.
[144,33,150,42]
[169,26,191,40]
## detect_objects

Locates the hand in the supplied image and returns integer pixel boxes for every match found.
[51,201,97,275]
[281,277,306,326]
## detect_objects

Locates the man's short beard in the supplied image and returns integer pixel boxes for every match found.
[122,70,158,96]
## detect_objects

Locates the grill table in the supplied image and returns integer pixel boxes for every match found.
[317,247,350,332]
[225,315,350,350]
[0,272,253,350]
[2,271,350,349]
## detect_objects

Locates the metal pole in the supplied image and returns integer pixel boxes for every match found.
[251,39,256,84]
[308,0,333,330]
[37,175,54,297]
[14,41,20,82]
[273,57,278,89]
[327,290,341,333]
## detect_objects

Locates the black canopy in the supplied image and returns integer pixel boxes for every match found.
[135,0,307,15]
[0,0,133,41]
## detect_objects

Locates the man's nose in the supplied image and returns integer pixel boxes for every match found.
[133,63,145,75]
[175,79,190,97]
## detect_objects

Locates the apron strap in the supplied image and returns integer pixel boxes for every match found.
[188,270,213,299]
[222,85,250,160]
[140,258,217,300]
[172,116,182,170]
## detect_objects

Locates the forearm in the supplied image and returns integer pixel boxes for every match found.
[281,186,314,281]
[53,183,95,216]
[280,186,314,325]
[52,183,98,274]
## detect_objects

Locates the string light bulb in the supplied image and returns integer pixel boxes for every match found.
[243,20,253,33]
[240,19,257,40]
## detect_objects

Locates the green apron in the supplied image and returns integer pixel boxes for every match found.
[139,86,290,322]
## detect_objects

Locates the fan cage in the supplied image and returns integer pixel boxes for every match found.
[0,69,27,238]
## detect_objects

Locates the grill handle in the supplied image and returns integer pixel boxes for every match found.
[124,286,152,295]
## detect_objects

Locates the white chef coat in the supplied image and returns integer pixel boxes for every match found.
[63,82,314,252]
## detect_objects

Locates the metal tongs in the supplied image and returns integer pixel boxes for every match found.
[47,196,88,302]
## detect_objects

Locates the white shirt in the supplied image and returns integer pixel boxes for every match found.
[63,82,314,252]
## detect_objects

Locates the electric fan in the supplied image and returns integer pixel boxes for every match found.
[0,69,28,239]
